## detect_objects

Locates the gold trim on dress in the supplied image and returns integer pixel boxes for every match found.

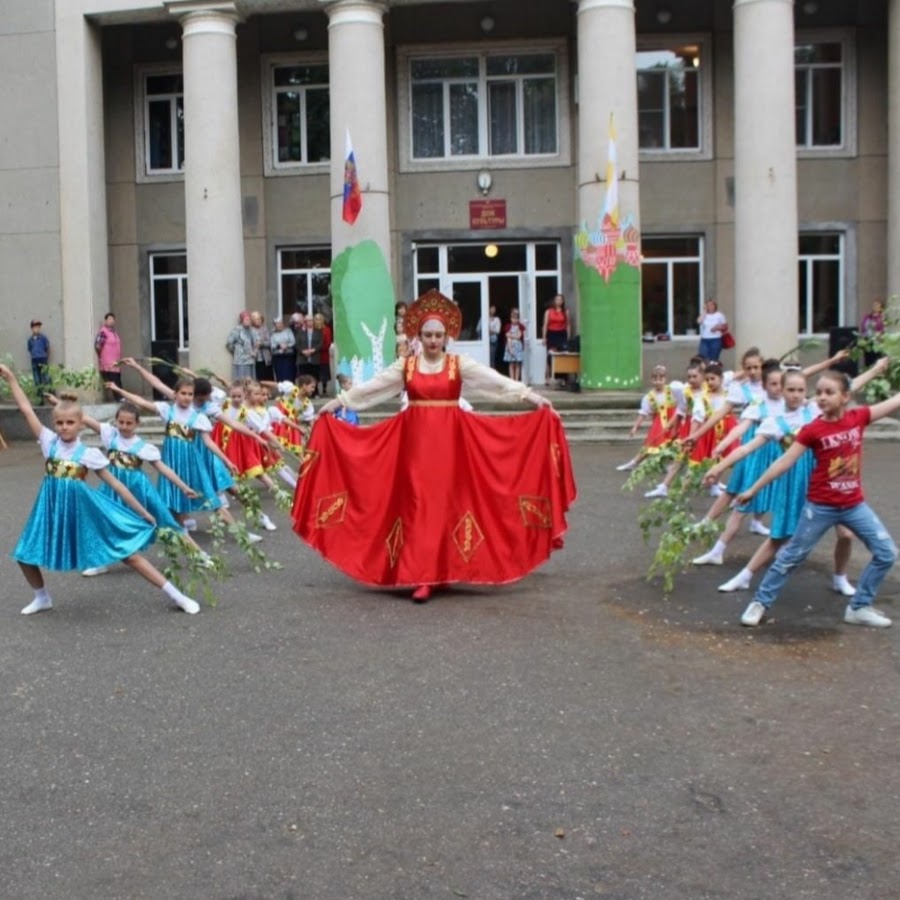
[550,442,562,478]
[45,458,88,480]
[447,353,458,381]
[452,511,484,562]
[107,450,143,470]
[518,495,552,529]
[315,491,348,528]
[299,447,320,479]
[165,421,195,441]
[406,400,458,407]
[386,517,404,567]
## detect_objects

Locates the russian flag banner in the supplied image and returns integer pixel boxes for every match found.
[342,129,362,225]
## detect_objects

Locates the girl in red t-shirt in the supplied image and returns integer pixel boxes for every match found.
[734,368,900,628]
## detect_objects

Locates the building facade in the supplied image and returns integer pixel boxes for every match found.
[0,0,895,383]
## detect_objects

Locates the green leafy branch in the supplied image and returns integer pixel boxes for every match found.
[624,444,721,594]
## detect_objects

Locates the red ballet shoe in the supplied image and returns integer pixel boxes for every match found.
[411,584,432,603]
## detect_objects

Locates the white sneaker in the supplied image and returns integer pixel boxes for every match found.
[718,573,751,592]
[21,596,53,616]
[741,600,767,626]
[616,461,636,472]
[174,595,200,615]
[81,566,110,577]
[196,552,215,569]
[247,532,263,544]
[749,520,770,536]
[832,576,857,597]
[692,550,724,566]
[709,484,724,498]
[259,514,277,532]
[644,484,668,498]
[183,518,198,532]
[843,605,892,628]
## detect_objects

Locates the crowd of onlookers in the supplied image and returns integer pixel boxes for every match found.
[227,310,333,397]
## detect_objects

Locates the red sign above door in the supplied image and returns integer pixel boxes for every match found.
[469,199,507,229]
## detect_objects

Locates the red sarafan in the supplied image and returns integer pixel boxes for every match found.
[292,353,576,590]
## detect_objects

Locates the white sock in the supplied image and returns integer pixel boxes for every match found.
[162,581,185,602]
[161,581,200,614]
[219,493,231,509]
[711,540,727,557]
[737,566,753,583]
[22,588,53,616]
[278,466,298,489]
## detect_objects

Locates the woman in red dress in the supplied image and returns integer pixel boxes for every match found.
[291,290,577,602]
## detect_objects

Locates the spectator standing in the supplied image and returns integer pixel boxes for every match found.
[314,312,333,396]
[296,314,323,384]
[542,294,571,384]
[249,310,273,382]
[488,305,502,371]
[860,298,886,367]
[697,298,728,362]
[95,313,123,400]
[225,311,256,381]
[27,319,51,403]
[270,317,296,383]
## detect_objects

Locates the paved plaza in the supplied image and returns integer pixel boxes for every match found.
[0,440,898,900]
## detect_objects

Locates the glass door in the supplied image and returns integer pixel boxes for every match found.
[447,276,489,365]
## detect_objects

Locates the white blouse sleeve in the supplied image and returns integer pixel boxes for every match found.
[136,442,161,462]
[338,359,406,410]
[458,355,531,403]
[82,447,110,470]
[638,393,653,416]
[756,417,785,441]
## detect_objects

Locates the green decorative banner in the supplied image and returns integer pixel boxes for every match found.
[331,239,396,382]
[574,114,642,390]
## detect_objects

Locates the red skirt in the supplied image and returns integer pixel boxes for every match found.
[690,415,737,464]
[291,406,577,588]
[216,424,267,478]
[271,418,305,455]
[643,413,674,451]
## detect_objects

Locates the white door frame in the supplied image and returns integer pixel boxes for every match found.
[445,274,490,366]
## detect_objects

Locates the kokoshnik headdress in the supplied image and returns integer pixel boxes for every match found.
[403,288,463,340]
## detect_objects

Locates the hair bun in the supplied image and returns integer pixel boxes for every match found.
[56,390,79,403]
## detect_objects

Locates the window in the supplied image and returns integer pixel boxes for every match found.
[798,233,843,335]
[641,237,704,337]
[795,42,843,149]
[145,72,184,174]
[150,253,189,351]
[278,248,332,322]
[409,51,558,160]
[637,45,701,151]
[269,62,331,168]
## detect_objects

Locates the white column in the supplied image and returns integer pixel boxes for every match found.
[733,0,798,356]
[323,0,391,267]
[888,0,900,302]
[55,8,109,369]
[167,1,245,374]
[575,0,640,236]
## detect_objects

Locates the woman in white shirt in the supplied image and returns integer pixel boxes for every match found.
[697,298,728,361]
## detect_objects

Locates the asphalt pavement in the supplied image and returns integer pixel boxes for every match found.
[0,439,898,900]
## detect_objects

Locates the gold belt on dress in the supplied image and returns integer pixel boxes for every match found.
[406,400,459,407]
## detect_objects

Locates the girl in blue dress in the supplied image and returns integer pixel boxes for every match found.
[0,365,200,616]
[69,400,214,574]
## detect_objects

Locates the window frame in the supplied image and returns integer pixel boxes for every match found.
[149,251,189,352]
[795,29,857,159]
[133,63,185,184]
[636,34,713,162]
[261,53,332,178]
[397,40,571,173]
[640,234,706,339]
[277,246,333,322]
[798,230,845,337]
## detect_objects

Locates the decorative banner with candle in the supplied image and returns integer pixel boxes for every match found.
[574,114,642,390]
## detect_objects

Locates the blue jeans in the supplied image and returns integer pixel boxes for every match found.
[698,337,722,361]
[754,501,898,609]
[31,360,50,396]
